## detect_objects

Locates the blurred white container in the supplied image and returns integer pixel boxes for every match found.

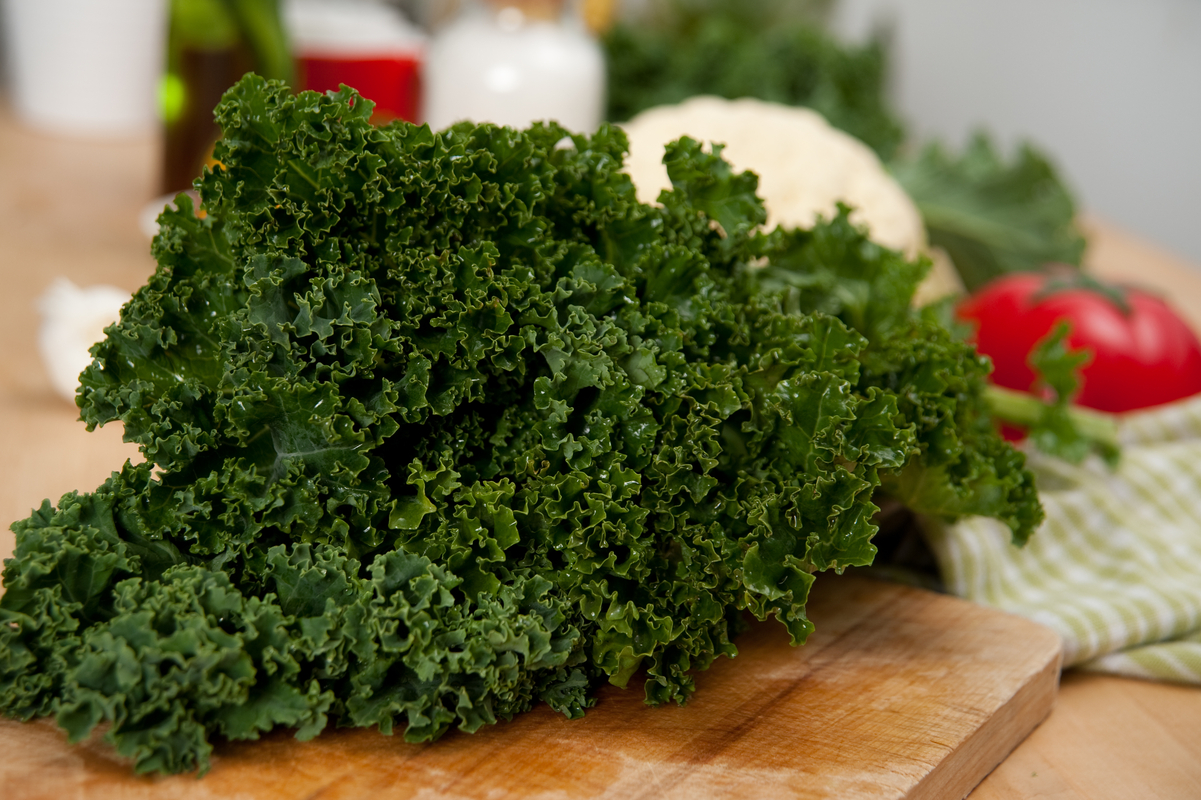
[423,0,605,134]
[285,0,425,56]
[38,278,130,402]
[3,0,167,136]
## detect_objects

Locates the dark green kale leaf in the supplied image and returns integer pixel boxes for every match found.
[0,75,1040,774]
[890,134,1088,293]
[755,207,1043,544]
[1026,322,1095,463]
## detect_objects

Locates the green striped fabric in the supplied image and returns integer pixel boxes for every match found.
[923,394,1201,684]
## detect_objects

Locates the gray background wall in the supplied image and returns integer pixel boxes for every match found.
[831,0,1201,265]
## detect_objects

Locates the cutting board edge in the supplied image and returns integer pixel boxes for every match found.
[905,626,1063,800]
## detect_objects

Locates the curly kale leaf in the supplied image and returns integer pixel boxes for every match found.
[754,210,1043,544]
[1,75,1039,774]
[978,321,1121,468]
[1023,321,1117,465]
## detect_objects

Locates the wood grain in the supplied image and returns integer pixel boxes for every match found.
[0,573,1061,800]
[971,672,1201,800]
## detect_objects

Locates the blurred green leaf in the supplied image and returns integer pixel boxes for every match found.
[891,134,1087,292]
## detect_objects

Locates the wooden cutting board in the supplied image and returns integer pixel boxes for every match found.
[0,572,1061,800]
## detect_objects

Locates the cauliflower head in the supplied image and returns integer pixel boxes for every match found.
[620,96,961,301]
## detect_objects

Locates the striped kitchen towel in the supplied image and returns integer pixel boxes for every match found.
[923,394,1201,684]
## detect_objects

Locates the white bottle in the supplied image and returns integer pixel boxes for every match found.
[422,0,606,134]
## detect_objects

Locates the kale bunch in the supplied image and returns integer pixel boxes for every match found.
[0,76,1040,775]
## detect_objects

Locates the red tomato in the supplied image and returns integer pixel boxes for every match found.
[957,271,1201,413]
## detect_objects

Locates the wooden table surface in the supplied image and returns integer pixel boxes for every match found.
[1,108,1200,799]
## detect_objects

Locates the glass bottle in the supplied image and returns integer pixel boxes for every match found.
[287,0,425,125]
[160,0,293,195]
[422,0,605,134]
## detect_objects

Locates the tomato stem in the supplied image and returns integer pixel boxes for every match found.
[984,385,1120,452]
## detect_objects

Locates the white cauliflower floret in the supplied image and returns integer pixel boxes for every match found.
[620,96,961,302]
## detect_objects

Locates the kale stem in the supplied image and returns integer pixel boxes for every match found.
[984,385,1120,452]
